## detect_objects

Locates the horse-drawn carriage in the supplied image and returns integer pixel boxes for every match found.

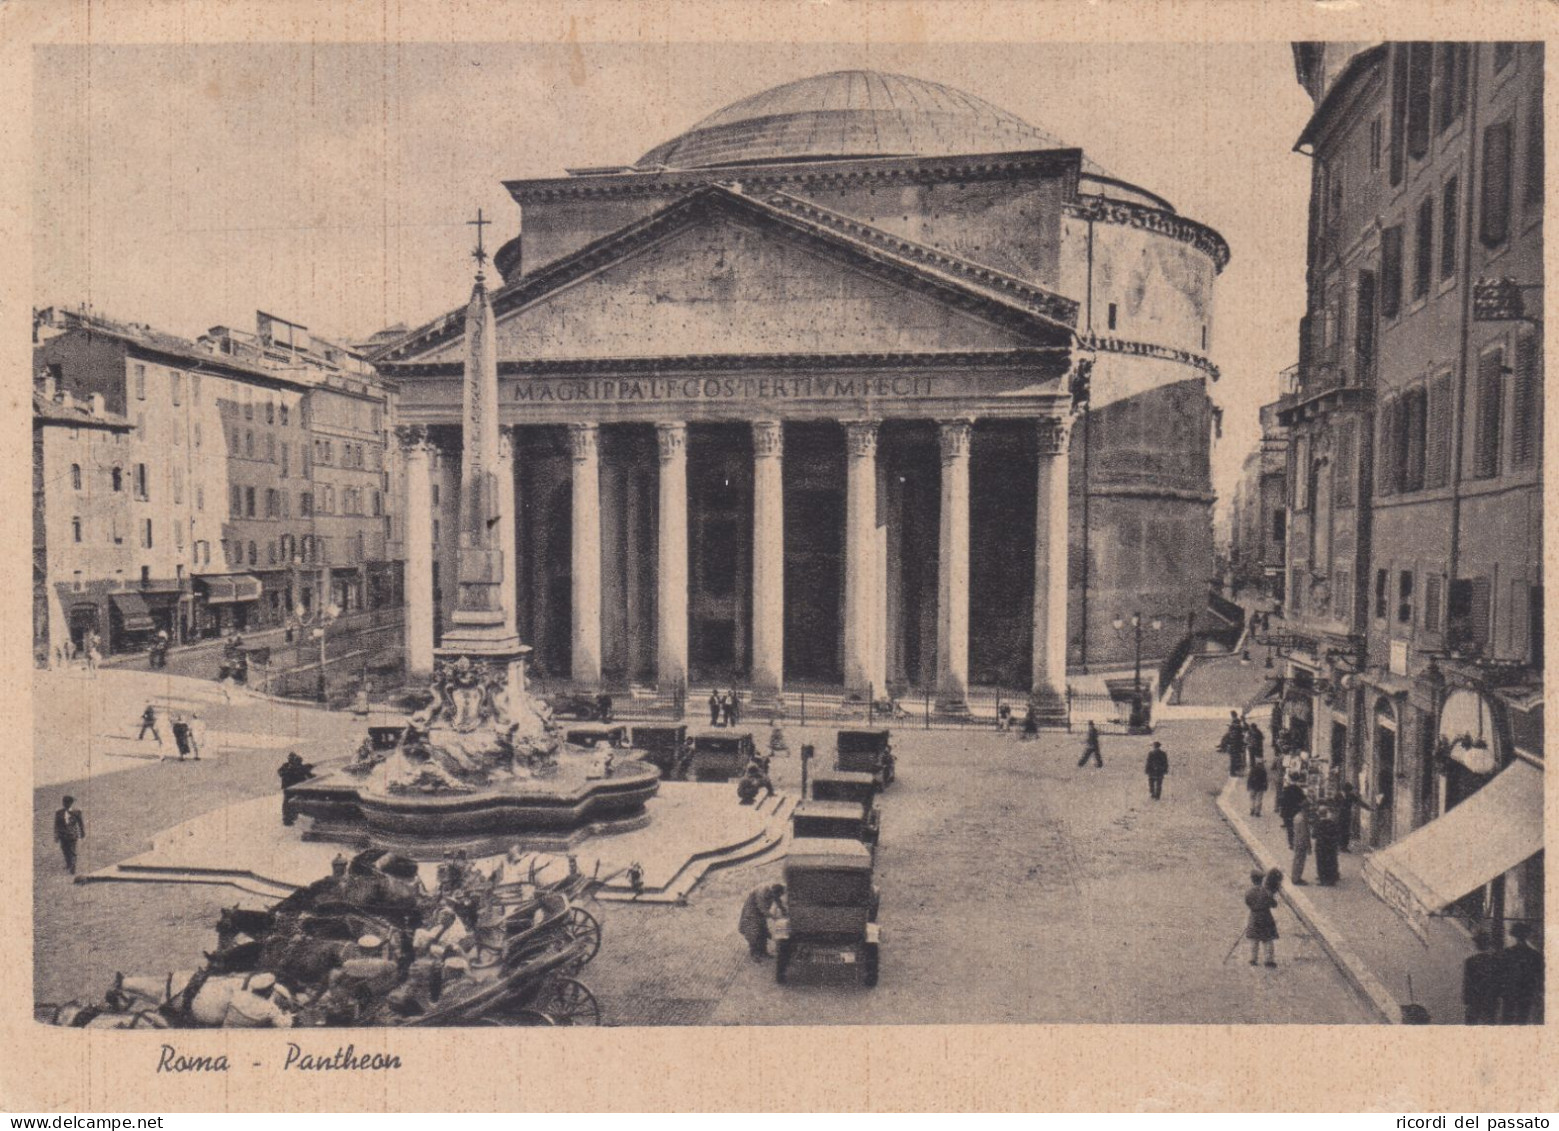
[37,849,605,1029]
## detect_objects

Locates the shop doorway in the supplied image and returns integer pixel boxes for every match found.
[1372,697,1397,845]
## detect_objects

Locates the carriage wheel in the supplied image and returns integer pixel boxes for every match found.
[538,977,600,1026]
[566,907,602,964]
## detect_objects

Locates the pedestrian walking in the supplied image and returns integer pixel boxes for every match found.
[997,703,1012,732]
[54,795,85,875]
[1290,803,1313,885]
[1462,930,1501,1024]
[1313,801,1342,885]
[1021,705,1039,741]
[187,713,206,760]
[1496,923,1544,1024]
[1277,778,1306,846]
[1335,781,1373,852]
[708,689,722,727]
[1077,720,1103,768]
[1219,711,1247,776]
[1243,868,1279,967]
[278,752,317,826]
[136,703,162,744]
[86,633,101,674]
[1245,757,1269,816]
[171,714,193,760]
[1245,721,1265,763]
[1144,741,1169,800]
[737,882,786,960]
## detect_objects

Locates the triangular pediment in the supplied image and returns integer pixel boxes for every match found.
[383,187,1074,367]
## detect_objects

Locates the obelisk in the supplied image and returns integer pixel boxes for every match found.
[436,210,527,692]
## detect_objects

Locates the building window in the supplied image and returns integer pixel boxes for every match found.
[172,468,183,504]
[300,491,313,517]
[1426,371,1454,488]
[1406,42,1433,160]
[1481,120,1513,247]
[230,484,242,517]
[281,443,289,477]
[245,485,257,518]
[266,400,275,425]
[433,519,441,546]
[174,521,184,549]
[1402,384,1427,491]
[372,490,382,517]
[70,463,81,490]
[280,403,289,426]
[1511,333,1541,469]
[1413,194,1433,300]
[1380,225,1403,319]
[71,516,82,542]
[1377,399,1399,496]
[134,463,148,500]
[194,422,202,448]
[245,431,255,458]
[1525,97,1544,208]
[1448,576,1492,654]
[111,466,123,493]
[1106,303,1118,331]
[1424,574,1443,633]
[244,394,253,421]
[1333,569,1352,622]
[248,541,257,566]
[268,541,277,565]
[1375,568,1389,619]
[1389,46,1409,184]
[1398,570,1415,624]
[1354,270,1376,379]
[191,374,201,406]
[431,484,440,507]
[134,364,146,400]
[1474,346,1505,479]
[266,488,279,518]
[267,435,276,463]
[197,486,204,512]
[1440,177,1459,280]
[143,518,154,549]
[1369,116,1382,172]
[1333,422,1356,508]
[1434,42,1468,134]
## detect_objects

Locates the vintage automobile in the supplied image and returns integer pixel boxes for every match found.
[563,724,630,750]
[835,728,895,787]
[810,769,878,807]
[687,728,756,783]
[630,724,688,777]
[790,799,879,849]
[773,837,881,987]
[547,691,613,722]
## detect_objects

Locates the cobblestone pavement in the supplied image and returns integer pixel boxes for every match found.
[35,684,1375,1024]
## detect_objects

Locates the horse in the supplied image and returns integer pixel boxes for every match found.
[107,970,293,1028]
[215,905,274,951]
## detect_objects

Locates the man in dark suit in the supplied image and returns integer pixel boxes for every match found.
[1461,930,1501,1024]
[54,795,86,875]
[1497,922,1544,1024]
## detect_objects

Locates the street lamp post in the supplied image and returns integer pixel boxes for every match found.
[312,602,341,703]
[1112,611,1162,731]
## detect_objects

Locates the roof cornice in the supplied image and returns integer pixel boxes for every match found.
[1065,197,1231,274]
[504,147,1085,204]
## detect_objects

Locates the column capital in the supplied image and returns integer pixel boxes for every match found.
[752,419,784,459]
[394,424,437,455]
[1035,416,1073,457]
[844,419,879,459]
[655,421,687,462]
[568,422,600,463]
[937,418,974,463]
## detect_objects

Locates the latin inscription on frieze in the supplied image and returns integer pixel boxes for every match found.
[510,374,938,405]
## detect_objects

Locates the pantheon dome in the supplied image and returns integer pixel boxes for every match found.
[636,69,1102,173]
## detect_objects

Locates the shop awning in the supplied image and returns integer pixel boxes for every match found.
[1362,760,1544,939]
[110,591,155,633]
[197,574,262,604]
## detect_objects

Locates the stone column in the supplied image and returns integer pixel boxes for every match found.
[496,428,518,638]
[655,422,689,694]
[843,420,882,699]
[936,418,974,714]
[751,420,785,702]
[400,428,436,676]
[569,422,602,687]
[1031,416,1073,717]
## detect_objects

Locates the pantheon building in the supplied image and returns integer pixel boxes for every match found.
[377,71,1227,711]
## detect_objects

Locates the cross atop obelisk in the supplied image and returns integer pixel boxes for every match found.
[468,208,491,278]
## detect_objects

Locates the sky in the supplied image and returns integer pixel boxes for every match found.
[33,41,1316,525]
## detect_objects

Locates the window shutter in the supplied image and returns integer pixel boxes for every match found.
[1390,45,1409,185]
[1481,120,1512,247]
[1381,227,1403,319]
[1407,43,1433,159]
[1511,334,1541,468]
[1426,372,1454,488]
[1440,177,1459,280]
[1475,348,1505,478]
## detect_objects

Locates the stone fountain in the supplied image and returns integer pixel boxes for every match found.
[286,228,658,855]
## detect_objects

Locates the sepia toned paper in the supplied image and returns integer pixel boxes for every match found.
[2,0,1557,1113]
